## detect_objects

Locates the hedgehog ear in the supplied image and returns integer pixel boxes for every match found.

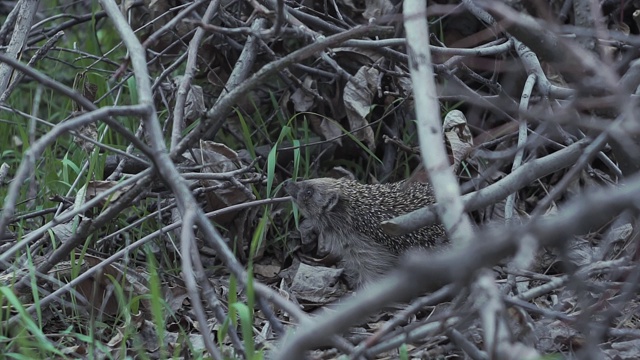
[324,192,340,212]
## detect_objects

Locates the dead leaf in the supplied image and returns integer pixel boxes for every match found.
[12,135,22,149]
[49,222,74,244]
[363,0,395,20]
[164,285,190,313]
[137,319,161,353]
[77,122,98,153]
[290,263,345,305]
[186,141,252,224]
[443,110,473,173]
[394,65,413,96]
[337,0,358,11]
[173,76,206,123]
[166,332,207,354]
[61,345,86,356]
[308,114,343,146]
[290,77,317,112]
[604,339,640,359]
[48,253,151,317]
[333,47,384,67]
[85,180,134,206]
[107,328,124,347]
[534,319,583,353]
[343,66,379,149]
[254,263,281,279]
[83,81,98,104]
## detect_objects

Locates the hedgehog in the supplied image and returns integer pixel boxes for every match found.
[283,178,447,288]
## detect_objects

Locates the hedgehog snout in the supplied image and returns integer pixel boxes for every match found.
[283,179,298,199]
[282,179,294,196]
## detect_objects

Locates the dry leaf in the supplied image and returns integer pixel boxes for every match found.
[290,77,317,112]
[343,66,379,149]
[333,47,384,67]
[443,110,473,173]
[290,263,344,305]
[85,180,134,206]
[363,0,395,20]
[107,329,125,347]
[77,122,98,153]
[394,65,413,96]
[0,162,9,184]
[49,254,150,317]
[308,114,342,146]
[254,263,281,279]
[49,222,74,244]
[173,76,206,123]
[337,0,358,11]
[186,141,251,223]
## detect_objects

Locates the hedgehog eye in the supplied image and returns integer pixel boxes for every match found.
[304,188,313,198]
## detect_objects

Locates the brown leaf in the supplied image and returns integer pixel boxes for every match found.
[173,76,206,123]
[187,141,251,223]
[77,122,98,153]
[290,77,317,112]
[49,254,150,317]
[85,180,134,206]
[308,114,343,146]
[254,263,282,279]
[83,82,98,104]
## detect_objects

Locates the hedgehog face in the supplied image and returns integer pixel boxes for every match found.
[284,179,341,219]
